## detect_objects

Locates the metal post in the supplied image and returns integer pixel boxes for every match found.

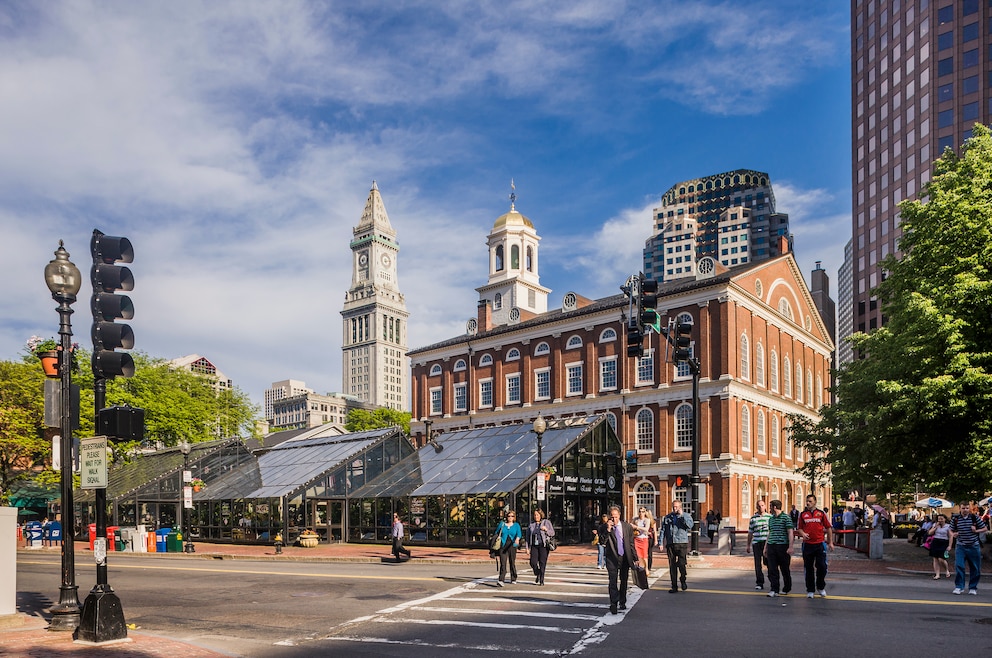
[180,442,195,553]
[689,358,701,556]
[49,290,80,631]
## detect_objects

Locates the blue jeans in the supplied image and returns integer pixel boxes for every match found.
[597,543,606,567]
[802,542,828,592]
[955,543,981,590]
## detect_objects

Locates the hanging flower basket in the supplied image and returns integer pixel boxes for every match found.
[38,351,59,377]
[538,465,557,477]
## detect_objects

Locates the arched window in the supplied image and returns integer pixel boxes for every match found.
[740,333,750,380]
[795,363,803,401]
[770,349,779,391]
[741,481,751,519]
[453,359,467,372]
[526,246,533,271]
[673,484,688,508]
[757,410,767,453]
[785,419,793,458]
[505,348,520,362]
[807,369,814,406]
[511,244,520,269]
[599,328,617,342]
[675,403,693,450]
[795,484,803,504]
[493,293,503,310]
[534,342,550,356]
[635,481,657,517]
[783,355,792,397]
[778,297,793,320]
[741,405,751,452]
[755,342,765,386]
[566,335,583,350]
[429,364,442,376]
[605,412,617,431]
[495,245,504,271]
[636,408,654,451]
[479,354,493,366]
[771,415,780,456]
[816,374,823,409]
[771,483,780,500]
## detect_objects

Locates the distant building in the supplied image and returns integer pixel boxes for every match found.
[644,169,792,283]
[836,239,854,366]
[409,202,833,524]
[809,262,837,366]
[167,354,232,393]
[341,182,410,411]
[268,389,372,432]
[264,379,312,420]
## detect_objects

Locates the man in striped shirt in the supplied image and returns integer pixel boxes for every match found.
[949,500,988,595]
[763,499,794,597]
[746,499,771,590]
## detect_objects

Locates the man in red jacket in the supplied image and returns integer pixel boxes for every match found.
[796,494,834,598]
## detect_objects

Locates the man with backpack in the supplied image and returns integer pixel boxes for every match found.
[949,500,988,595]
[796,494,834,598]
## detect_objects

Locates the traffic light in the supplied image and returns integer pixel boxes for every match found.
[639,276,660,334]
[90,230,135,379]
[626,321,644,358]
[673,319,692,362]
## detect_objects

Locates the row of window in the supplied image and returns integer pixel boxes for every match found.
[632,478,803,522]
[739,334,824,408]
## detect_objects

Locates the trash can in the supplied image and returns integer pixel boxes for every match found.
[106,526,119,552]
[88,523,97,551]
[166,529,182,553]
[156,528,171,553]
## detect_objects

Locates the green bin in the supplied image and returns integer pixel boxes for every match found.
[166,529,183,552]
[114,528,124,552]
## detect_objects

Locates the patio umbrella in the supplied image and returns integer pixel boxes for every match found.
[870,504,889,518]
[980,496,992,507]
[914,496,954,508]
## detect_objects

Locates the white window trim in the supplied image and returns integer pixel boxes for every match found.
[635,407,654,453]
[565,335,583,350]
[636,349,655,386]
[479,354,494,366]
[534,342,551,356]
[674,403,693,452]
[534,367,552,401]
[599,356,618,392]
[505,373,521,405]
[565,361,583,397]
[453,359,467,372]
[478,377,494,408]
[429,386,442,416]
[453,383,467,412]
[429,364,442,376]
[599,328,617,343]
[505,348,521,362]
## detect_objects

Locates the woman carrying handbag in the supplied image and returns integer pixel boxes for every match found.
[527,509,556,586]
[493,510,522,587]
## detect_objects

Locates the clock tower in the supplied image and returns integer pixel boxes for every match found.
[341,181,409,410]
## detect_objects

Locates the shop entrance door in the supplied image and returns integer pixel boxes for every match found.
[309,499,344,542]
[580,497,606,543]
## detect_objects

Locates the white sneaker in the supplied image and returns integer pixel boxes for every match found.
[767,592,777,597]
[806,592,814,599]
[952,588,962,594]
[817,590,827,597]
[754,585,763,590]
[969,589,978,595]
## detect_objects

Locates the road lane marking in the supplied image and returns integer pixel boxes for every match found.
[686,588,992,607]
[416,605,602,621]
[373,617,586,633]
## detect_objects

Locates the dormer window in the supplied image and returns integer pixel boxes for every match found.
[429,364,442,376]
[566,335,583,350]
[479,354,494,366]
[505,348,521,361]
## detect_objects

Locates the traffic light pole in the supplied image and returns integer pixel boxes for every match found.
[688,358,701,556]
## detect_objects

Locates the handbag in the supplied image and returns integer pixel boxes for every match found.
[707,523,718,532]
[633,564,649,590]
[922,536,933,550]
[489,523,503,552]
[547,536,557,551]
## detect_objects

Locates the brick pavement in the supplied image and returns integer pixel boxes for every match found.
[6,536,938,655]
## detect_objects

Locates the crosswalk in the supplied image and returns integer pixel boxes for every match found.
[326,565,661,654]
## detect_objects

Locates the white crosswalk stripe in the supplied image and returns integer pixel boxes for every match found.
[325,565,664,654]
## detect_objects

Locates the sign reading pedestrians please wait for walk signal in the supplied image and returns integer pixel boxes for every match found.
[80,435,108,489]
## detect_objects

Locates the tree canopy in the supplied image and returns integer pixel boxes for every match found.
[345,408,411,434]
[805,125,992,501]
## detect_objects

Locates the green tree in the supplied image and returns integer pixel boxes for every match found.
[345,408,411,434]
[824,124,992,500]
[0,360,49,504]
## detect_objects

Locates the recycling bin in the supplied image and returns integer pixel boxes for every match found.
[166,529,182,552]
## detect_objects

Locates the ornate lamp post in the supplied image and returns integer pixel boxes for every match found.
[178,441,195,553]
[44,241,82,631]
[532,413,547,469]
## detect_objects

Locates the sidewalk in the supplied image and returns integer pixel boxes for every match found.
[7,537,936,655]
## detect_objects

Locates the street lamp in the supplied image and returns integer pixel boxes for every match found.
[44,241,82,632]
[178,441,195,553]
[532,413,547,469]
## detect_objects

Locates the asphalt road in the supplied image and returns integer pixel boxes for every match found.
[17,554,992,657]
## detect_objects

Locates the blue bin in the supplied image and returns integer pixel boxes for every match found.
[44,520,63,545]
[155,528,171,553]
[26,521,43,547]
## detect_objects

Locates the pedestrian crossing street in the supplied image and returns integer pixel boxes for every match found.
[326,565,662,654]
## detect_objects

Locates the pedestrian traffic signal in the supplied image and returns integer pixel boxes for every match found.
[673,319,692,362]
[626,322,644,358]
[639,276,660,334]
[90,230,135,379]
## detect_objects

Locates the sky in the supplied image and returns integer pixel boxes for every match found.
[0,1,852,410]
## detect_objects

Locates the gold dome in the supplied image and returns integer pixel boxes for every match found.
[493,207,534,230]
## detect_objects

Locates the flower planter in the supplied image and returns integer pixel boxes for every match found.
[38,351,59,377]
[299,535,319,548]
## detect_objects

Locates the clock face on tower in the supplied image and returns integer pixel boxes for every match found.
[358,253,368,267]
[380,253,392,268]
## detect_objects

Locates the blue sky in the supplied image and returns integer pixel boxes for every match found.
[0,1,851,408]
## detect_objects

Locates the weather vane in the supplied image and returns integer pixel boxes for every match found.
[509,179,516,210]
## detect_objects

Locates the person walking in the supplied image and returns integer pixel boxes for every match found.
[391,513,411,562]
[764,499,794,597]
[746,499,771,590]
[927,514,952,579]
[660,500,693,593]
[493,510,523,587]
[949,500,988,595]
[597,504,640,614]
[842,506,856,547]
[797,494,834,598]
[593,513,608,569]
[526,509,555,586]
[647,512,658,573]
[633,508,651,574]
[705,509,718,544]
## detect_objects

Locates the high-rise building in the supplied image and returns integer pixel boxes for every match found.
[341,182,409,411]
[837,239,854,366]
[264,379,312,420]
[850,0,989,340]
[644,169,792,282]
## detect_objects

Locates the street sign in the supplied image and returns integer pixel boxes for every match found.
[183,486,193,509]
[536,472,546,501]
[80,435,108,489]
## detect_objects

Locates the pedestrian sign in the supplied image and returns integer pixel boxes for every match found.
[80,435,108,489]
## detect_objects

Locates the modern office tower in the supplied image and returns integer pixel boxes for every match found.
[341,182,410,411]
[837,239,854,366]
[850,0,990,338]
[644,169,792,282]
